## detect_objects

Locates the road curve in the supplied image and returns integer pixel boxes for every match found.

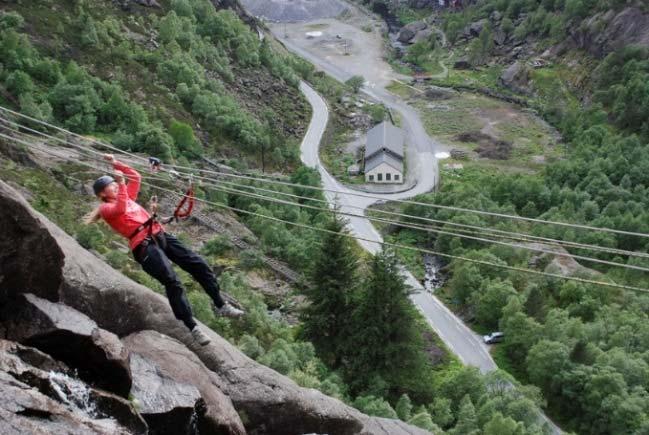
[298,80,562,435]
[298,81,496,372]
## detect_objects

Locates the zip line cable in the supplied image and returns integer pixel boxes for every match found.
[3,132,649,293]
[3,105,649,240]
[4,122,649,262]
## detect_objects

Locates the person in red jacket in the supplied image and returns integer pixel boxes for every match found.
[85,154,243,346]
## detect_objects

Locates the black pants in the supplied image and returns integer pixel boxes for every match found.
[133,232,225,330]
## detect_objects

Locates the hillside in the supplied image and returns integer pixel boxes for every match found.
[0,0,310,171]
[352,0,649,433]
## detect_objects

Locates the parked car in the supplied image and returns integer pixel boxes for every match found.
[483,332,504,344]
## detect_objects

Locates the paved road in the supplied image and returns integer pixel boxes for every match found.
[298,80,496,372]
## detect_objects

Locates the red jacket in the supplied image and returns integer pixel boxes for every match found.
[100,160,163,250]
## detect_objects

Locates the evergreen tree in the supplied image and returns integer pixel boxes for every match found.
[344,249,430,396]
[301,214,358,367]
[395,394,413,421]
[451,395,479,435]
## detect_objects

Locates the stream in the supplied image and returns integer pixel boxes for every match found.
[423,253,446,292]
[369,1,409,57]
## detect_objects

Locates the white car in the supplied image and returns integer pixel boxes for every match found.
[483,332,504,344]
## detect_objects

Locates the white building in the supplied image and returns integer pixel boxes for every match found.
[364,121,404,184]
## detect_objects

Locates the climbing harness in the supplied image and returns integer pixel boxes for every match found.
[172,174,195,221]
[128,174,195,249]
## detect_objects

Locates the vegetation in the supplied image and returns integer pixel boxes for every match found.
[380,2,649,432]
[0,1,306,170]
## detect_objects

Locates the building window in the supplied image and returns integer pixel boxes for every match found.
[395,174,400,181]
[377,173,383,181]
[386,173,391,181]
[369,175,374,181]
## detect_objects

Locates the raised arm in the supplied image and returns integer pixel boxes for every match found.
[113,159,141,200]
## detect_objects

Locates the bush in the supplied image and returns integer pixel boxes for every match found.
[202,235,233,257]
[345,75,365,93]
[76,225,105,251]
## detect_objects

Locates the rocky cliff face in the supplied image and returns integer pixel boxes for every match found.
[568,7,649,58]
[0,179,430,434]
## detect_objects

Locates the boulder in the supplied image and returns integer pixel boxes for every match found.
[0,179,430,435]
[468,19,488,37]
[0,340,146,434]
[0,371,133,435]
[397,20,428,43]
[499,61,530,94]
[412,28,434,44]
[425,86,456,100]
[453,57,472,70]
[124,331,244,435]
[493,28,506,46]
[1,293,132,398]
[0,179,63,303]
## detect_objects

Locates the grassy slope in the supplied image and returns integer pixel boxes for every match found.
[2,0,310,169]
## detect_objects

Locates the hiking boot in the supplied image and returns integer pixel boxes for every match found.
[191,327,211,346]
[216,303,245,318]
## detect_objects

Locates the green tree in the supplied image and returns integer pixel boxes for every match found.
[429,397,454,428]
[483,412,526,435]
[346,75,365,93]
[301,214,359,367]
[169,120,202,157]
[395,394,413,421]
[345,250,430,396]
[472,279,517,329]
[353,395,398,418]
[451,395,479,435]
[526,339,572,394]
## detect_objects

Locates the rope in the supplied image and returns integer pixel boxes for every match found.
[3,118,649,261]
[2,105,649,239]
[3,132,649,294]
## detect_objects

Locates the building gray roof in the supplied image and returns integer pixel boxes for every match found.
[365,150,403,173]
[365,121,404,160]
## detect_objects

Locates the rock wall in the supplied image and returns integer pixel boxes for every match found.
[0,178,430,434]
[569,7,649,58]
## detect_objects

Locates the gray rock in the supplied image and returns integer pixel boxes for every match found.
[124,331,244,435]
[570,7,649,58]
[493,28,506,46]
[490,10,502,23]
[412,28,434,44]
[454,56,472,70]
[499,61,530,94]
[2,293,132,398]
[0,179,63,303]
[0,339,146,434]
[0,179,431,435]
[469,19,488,37]
[398,20,428,43]
[425,86,456,100]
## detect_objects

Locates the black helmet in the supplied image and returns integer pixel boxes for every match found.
[93,175,115,196]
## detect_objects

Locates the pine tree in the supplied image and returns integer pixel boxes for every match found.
[301,214,358,367]
[344,249,430,395]
[450,395,479,435]
[395,394,413,421]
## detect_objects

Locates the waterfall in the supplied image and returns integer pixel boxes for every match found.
[48,371,99,418]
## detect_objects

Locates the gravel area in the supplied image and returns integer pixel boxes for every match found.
[240,0,348,22]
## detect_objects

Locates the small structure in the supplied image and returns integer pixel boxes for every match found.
[347,163,361,176]
[364,122,404,184]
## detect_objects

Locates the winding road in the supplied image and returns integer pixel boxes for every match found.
[263,7,561,432]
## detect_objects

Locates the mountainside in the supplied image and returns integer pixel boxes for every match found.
[0,178,430,435]
[358,1,649,433]
[0,0,310,171]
